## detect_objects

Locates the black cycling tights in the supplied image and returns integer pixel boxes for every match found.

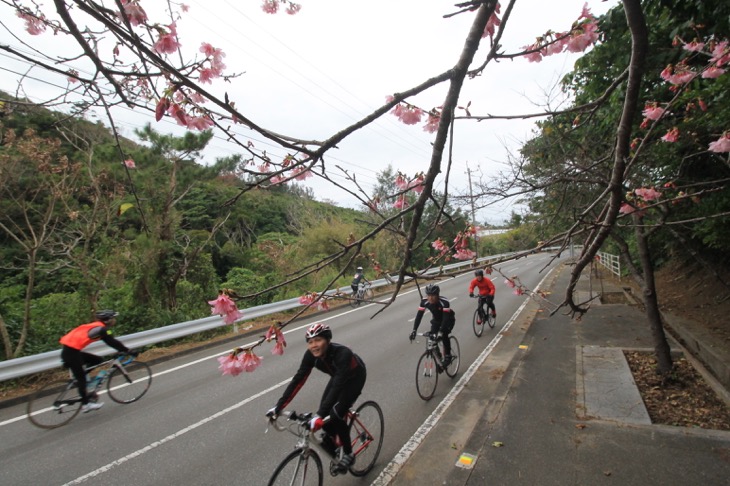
[61,346,103,404]
[321,371,366,455]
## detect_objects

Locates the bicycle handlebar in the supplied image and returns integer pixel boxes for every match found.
[267,410,331,433]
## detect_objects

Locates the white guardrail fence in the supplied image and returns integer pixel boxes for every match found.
[597,251,621,279]
[0,252,524,382]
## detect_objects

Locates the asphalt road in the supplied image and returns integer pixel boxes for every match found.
[0,253,564,486]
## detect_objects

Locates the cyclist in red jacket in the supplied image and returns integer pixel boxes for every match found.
[468,269,496,319]
[59,310,131,413]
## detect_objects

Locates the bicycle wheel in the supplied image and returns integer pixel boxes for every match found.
[415,351,438,401]
[444,336,461,378]
[348,400,384,477]
[349,291,361,308]
[107,361,152,404]
[27,379,82,429]
[268,448,323,486]
[362,288,374,303]
[473,309,484,337]
[486,311,496,329]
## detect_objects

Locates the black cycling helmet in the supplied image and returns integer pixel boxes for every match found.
[95,310,119,322]
[305,322,332,341]
[475,269,484,277]
[424,284,440,296]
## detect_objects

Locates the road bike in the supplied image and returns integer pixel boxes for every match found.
[349,281,374,308]
[26,352,152,429]
[414,331,460,401]
[267,400,384,485]
[471,295,495,337]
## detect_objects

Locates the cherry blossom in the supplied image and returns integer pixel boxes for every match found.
[708,133,730,153]
[642,102,666,121]
[682,40,705,52]
[124,159,136,169]
[423,114,440,133]
[481,2,501,41]
[431,238,448,253]
[217,353,244,376]
[619,203,635,215]
[208,293,243,324]
[454,248,476,260]
[241,350,263,372]
[661,127,679,143]
[660,62,696,85]
[153,23,181,54]
[17,11,46,35]
[701,66,725,79]
[393,196,408,209]
[504,278,516,288]
[121,0,148,26]
[635,187,662,201]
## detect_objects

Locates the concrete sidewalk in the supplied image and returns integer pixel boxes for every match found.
[379,262,730,485]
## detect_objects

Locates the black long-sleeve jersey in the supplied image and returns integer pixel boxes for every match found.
[276,342,366,418]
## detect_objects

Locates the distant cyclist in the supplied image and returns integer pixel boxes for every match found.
[350,266,370,295]
[469,269,496,319]
[59,310,132,413]
[409,284,456,365]
[267,323,367,473]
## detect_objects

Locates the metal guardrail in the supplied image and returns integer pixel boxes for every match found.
[597,251,621,279]
[0,252,518,382]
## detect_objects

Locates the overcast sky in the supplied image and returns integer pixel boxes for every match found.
[0,0,620,225]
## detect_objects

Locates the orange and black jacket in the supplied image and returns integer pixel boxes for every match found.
[59,321,129,353]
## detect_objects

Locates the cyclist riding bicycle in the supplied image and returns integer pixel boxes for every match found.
[468,269,496,319]
[350,266,370,295]
[409,284,456,365]
[267,323,367,472]
[59,310,132,413]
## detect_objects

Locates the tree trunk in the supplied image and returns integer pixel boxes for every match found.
[633,214,672,374]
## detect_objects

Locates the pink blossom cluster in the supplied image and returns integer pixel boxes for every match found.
[217,350,263,376]
[431,238,448,254]
[153,22,181,54]
[391,172,425,209]
[261,0,301,15]
[663,38,729,85]
[208,292,243,325]
[481,2,501,41]
[298,292,329,311]
[17,11,46,35]
[504,277,525,296]
[709,133,730,153]
[265,325,287,355]
[198,42,227,84]
[155,96,215,131]
[388,99,424,125]
[451,227,477,261]
[619,187,661,216]
[521,3,599,63]
[123,159,136,169]
[120,0,148,26]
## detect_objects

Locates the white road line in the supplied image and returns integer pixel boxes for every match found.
[371,266,557,485]
[61,379,290,485]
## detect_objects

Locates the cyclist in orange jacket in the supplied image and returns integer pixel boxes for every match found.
[59,310,131,413]
[468,269,496,319]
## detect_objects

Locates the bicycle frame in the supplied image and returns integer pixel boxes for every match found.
[267,402,383,481]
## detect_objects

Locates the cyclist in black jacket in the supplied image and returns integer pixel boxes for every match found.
[267,323,366,472]
[409,284,456,364]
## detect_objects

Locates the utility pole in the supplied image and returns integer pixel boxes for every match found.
[466,162,478,258]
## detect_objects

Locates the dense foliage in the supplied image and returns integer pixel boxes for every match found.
[519,0,730,270]
[0,95,475,358]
